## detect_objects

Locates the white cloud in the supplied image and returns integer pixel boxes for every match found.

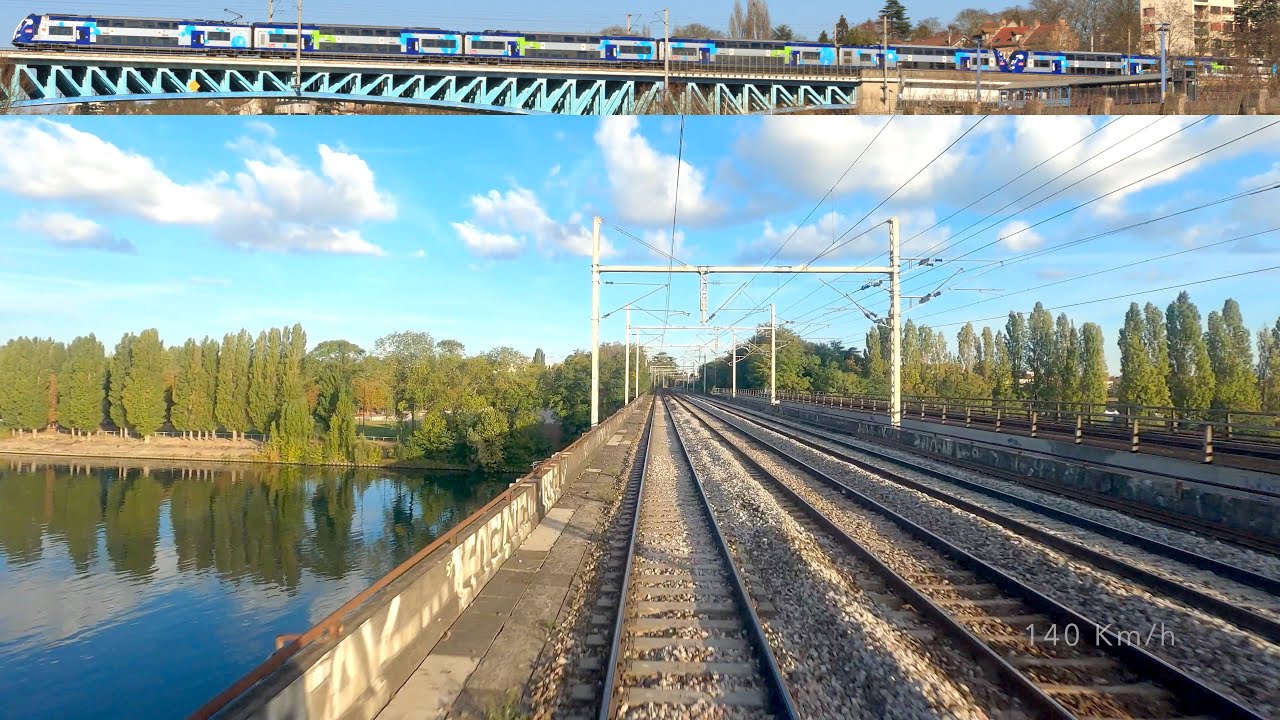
[643,229,688,262]
[0,120,395,256]
[451,185,613,259]
[18,211,134,253]
[997,219,1044,251]
[738,207,942,264]
[413,248,426,258]
[594,117,722,226]
[245,119,277,138]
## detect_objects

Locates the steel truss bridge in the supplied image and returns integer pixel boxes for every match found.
[2,51,861,114]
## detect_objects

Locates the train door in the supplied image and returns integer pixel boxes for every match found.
[75,26,91,44]
[300,33,313,52]
[790,49,802,65]
[605,44,617,61]
[1050,57,1064,73]
[190,30,205,49]
[508,40,520,57]
[699,47,710,63]
[406,37,419,54]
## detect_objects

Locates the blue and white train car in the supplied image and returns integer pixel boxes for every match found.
[14,13,250,49]
[664,38,715,64]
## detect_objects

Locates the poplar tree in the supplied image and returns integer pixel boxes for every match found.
[1259,319,1280,412]
[247,329,277,434]
[1027,303,1055,401]
[121,329,167,439]
[992,330,1013,398]
[1053,314,1080,405]
[977,326,996,380]
[1118,303,1153,407]
[272,373,313,463]
[107,334,136,434]
[216,330,252,440]
[901,320,923,395]
[865,327,888,385]
[532,348,546,368]
[60,335,108,436]
[957,323,978,373]
[1166,292,1214,412]
[1142,302,1173,408]
[171,340,200,436]
[1079,323,1109,409]
[1005,312,1028,397]
[199,337,220,436]
[1206,299,1259,411]
[0,338,49,431]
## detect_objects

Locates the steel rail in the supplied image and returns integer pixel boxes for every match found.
[694,395,1280,644]
[740,394,1280,553]
[668,394,1075,719]
[597,399,657,720]
[674,394,1267,720]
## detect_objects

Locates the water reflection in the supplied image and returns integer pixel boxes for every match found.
[0,457,512,720]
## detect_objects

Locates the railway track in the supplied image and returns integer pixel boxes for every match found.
[597,397,798,719]
[689,396,1280,641]
[670,393,1269,720]
[746,396,1280,554]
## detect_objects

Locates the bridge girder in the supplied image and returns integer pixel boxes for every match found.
[4,54,859,114]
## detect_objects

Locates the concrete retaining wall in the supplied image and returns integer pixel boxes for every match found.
[213,398,645,720]
[729,395,1280,543]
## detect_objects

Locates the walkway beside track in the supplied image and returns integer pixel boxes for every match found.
[376,401,651,720]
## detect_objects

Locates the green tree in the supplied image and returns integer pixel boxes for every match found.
[1005,312,1028,397]
[1079,323,1109,409]
[818,29,832,43]
[1206,299,1259,411]
[1260,320,1280,412]
[216,330,252,440]
[532,348,546,367]
[121,329,167,439]
[60,335,107,435]
[977,326,996,380]
[106,334,137,433]
[171,340,201,436]
[1142,302,1173,408]
[956,323,978,373]
[1166,292,1214,412]
[772,24,795,40]
[247,329,281,434]
[307,339,363,430]
[271,373,313,463]
[198,337,220,434]
[0,338,52,432]
[1027,303,1056,401]
[1052,314,1080,405]
[880,0,912,38]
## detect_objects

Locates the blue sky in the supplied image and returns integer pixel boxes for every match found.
[3,115,1280,375]
[7,1,964,46]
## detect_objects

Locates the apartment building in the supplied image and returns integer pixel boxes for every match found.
[1140,0,1236,55]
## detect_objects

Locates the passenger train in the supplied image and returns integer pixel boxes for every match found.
[13,12,1160,76]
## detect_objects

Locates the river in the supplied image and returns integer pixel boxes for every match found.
[0,457,515,720]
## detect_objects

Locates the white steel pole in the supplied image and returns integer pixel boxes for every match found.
[664,9,670,91]
[268,0,274,22]
[889,217,902,427]
[591,216,601,427]
[624,304,631,404]
[731,329,737,398]
[294,0,302,94]
[770,303,777,405]
[634,330,641,398]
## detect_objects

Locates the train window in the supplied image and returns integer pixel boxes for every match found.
[418,38,457,48]
[618,45,648,54]
[269,33,298,43]
[206,31,231,41]
[671,47,699,56]
[47,25,74,36]
[470,40,507,50]
[802,52,819,59]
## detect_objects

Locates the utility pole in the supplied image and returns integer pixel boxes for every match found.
[293,0,302,95]
[626,13,632,33]
[268,0,273,22]
[701,353,706,393]
[881,14,888,105]
[975,34,983,106]
[634,329,640,398]
[590,216,602,426]
[624,304,631,404]
[770,303,777,406]
[1159,23,1169,105]
[731,329,737,398]
[663,8,671,91]
[889,217,902,427]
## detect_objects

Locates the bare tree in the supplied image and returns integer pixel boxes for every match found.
[0,56,16,114]
[745,0,773,40]
[729,0,747,38]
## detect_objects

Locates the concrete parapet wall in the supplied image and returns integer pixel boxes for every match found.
[212,398,645,720]
[731,396,1280,544]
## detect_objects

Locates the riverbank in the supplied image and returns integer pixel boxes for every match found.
[0,433,528,473]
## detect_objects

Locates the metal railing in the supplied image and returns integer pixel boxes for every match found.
[719,388,1280,465]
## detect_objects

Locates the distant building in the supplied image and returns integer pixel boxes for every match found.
[974,18,1080,53]
[1140,0,1236,55]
